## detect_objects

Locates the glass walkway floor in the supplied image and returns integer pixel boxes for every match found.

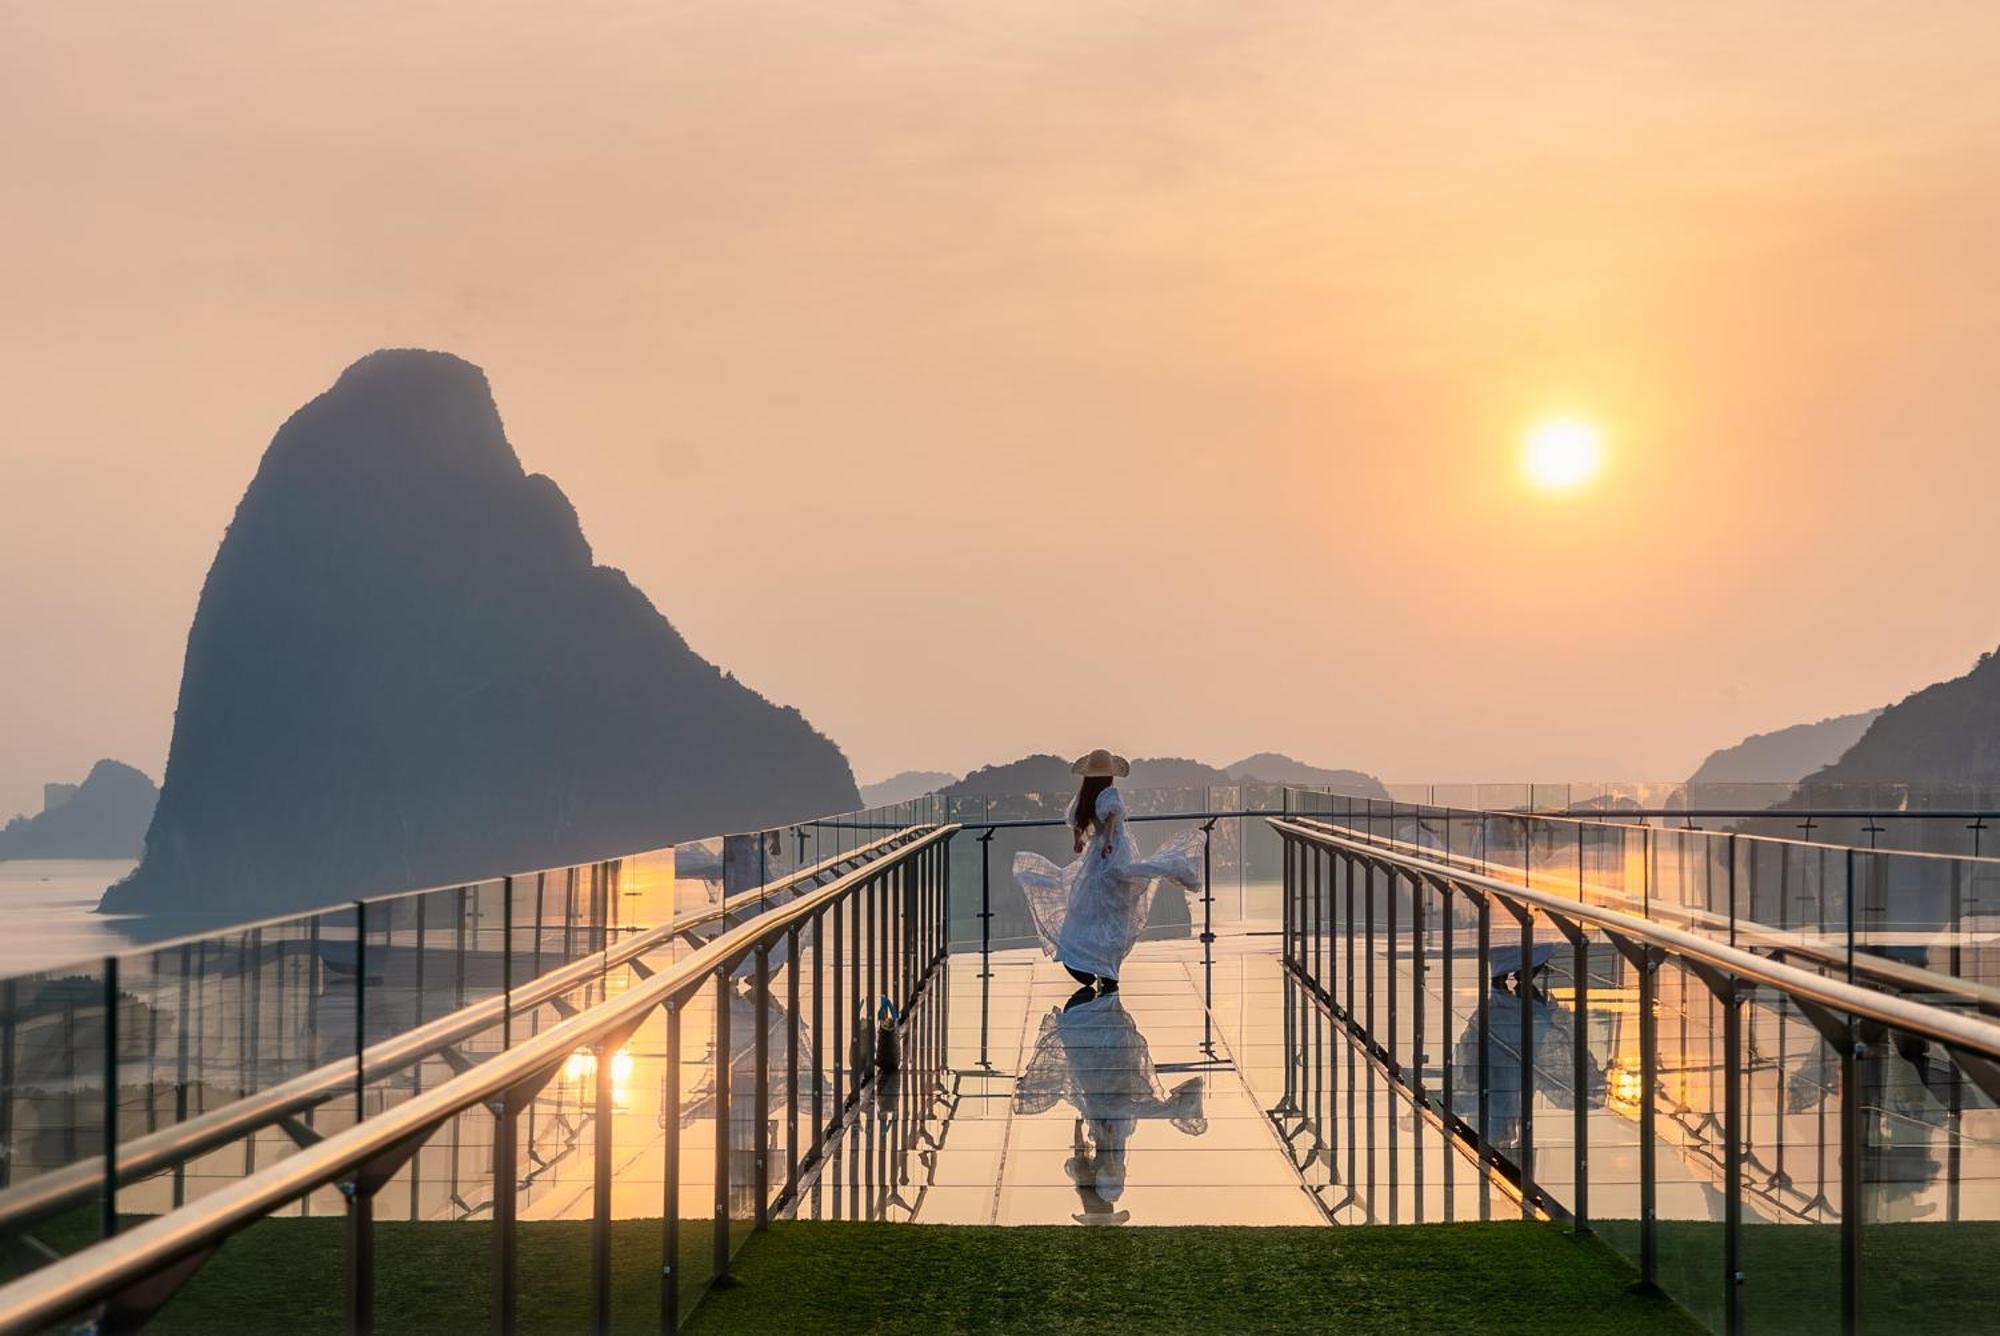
[788,936,1507,1227]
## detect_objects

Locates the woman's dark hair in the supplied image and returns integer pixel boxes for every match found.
[1074,775,1113,833]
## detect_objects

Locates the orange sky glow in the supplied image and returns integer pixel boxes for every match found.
[4,3,2000,816]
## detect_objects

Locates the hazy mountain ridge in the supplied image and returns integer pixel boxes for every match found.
[1687,710,1883,785]
[103,350,859,918]
[859,770,959,806]
[1224,752,1390,795]
[945,752,1386,797]
[0,760,157,860]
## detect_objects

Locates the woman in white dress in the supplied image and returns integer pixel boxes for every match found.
[1013,749,1206,993]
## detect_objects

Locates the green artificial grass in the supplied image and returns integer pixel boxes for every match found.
[46,1217,724,1336]
[684,1221,1700,1336]
[20,1210,2000,1332]
[10,1216,1698,1335]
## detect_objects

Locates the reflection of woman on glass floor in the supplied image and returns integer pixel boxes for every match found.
[1012,989,1207,1225]
[1013,750,1205,995]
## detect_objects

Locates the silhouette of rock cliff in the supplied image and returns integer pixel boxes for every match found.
[0,760,157,860]
[103,350,858,917]
[1800,652,2000,792]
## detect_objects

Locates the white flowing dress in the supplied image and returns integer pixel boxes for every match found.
[1013,786,1205,981]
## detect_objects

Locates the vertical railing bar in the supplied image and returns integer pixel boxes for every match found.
[102,956,119,1239]
[590,1032,614,1335]
[712,964,732,1286]
[1517,905,1535,1219]
[753,944,771,1229]
[1722,978,1743,1336]
[1639,948,1659,1285]
[661,997,681,1334]
[354,901,368,1125]
[493,1093,519,1336]
[786,925,801,1201]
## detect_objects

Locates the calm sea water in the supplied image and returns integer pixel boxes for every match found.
[0,858,144,973]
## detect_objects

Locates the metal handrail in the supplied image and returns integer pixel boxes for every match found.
[0,826,923,1236]
[1286,813,2000,1017]
[0,823,958,1335]
[818,809,1288,831]
[1291,794,2000,859]
[1270,818,2000,1061]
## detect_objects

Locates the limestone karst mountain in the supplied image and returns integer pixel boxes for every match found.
[0,760,157,860]
[102,350,858,917]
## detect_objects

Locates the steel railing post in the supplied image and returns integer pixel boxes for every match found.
[786,926,801,1201]
[591,1031,614,1336]
[661,998,681,1334]
[1412,876,1425,1104]
[501,876,514,1050]
[848,883,862,1103]
[1638,947,1659,1284]
[1840,1022,1861,1333]
[712,964,732,1286]
[345,1176,375,1335]
[1570,921,1590,1234]
[753,944,770,1230]
[1344,853,1357,1023]
[831,899,844,1123]
[1723,979,1743,1336]
[1476,893,1491,1180]
[1364,858,1377,1047]
[1441,883,1455,1139]
[354,901,369,1124]
[1387,864,1399,1074]
[101,956,118,1240]
[1515,904,1535,1219]
[1283,836,1295,967]
[491,1083,530,1336]
[811,912,826,1160]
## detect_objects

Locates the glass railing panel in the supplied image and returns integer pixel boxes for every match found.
[674,977,718,1313]
[673,839,725,923]
[1739,984,1841,1334]
[1649,958,1727,1332]
[0,960,108,1277]
[1857,1043,2000,1327]
[1586,923,1644,1268]
[607,998,671,1334]
[1523,911,1585,1218]
[112,910,322,1224]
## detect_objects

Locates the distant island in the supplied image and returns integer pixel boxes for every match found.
[0,760,157,860]
[104,350,859,919]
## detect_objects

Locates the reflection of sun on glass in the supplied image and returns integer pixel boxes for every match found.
[1522,417,1604,492]
[564,1046,636,1107]
[1605,1058,1644,1113]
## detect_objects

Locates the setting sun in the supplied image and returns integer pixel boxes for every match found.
[1522,418,1605,492]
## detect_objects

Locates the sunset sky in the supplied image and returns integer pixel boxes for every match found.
[5,3,2000,819]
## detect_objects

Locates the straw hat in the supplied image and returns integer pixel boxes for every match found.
[1070,748,1131,778]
